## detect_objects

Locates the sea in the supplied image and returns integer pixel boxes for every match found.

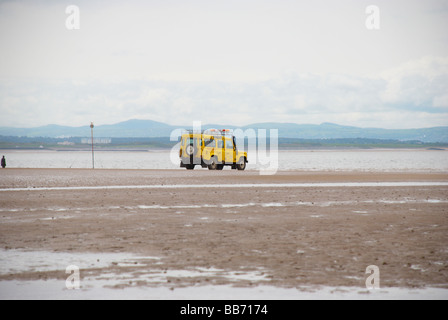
[0,149,447,172]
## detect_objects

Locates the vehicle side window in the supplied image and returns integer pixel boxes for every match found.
[226,140,234,149]
[217,140,224,148]
[204,139,215,147]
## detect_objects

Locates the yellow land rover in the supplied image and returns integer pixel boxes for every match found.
[179,129,248,170]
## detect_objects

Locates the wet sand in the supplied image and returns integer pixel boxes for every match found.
[0,169,447,298]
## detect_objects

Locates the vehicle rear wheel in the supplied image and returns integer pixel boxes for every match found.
[236,157,246,170]
[208,156,219,170]
[185,164,195,170]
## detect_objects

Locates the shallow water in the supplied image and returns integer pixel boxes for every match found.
[1,279,447,300]
[0,248,270,298]
[0,149,447,172]
[1,249,447,300]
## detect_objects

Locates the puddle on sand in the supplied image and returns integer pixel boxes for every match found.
[0,249,158,275]
[0,249,269,288]
[1,250,447,300]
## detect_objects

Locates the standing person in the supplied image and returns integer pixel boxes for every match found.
[1,156,5,168]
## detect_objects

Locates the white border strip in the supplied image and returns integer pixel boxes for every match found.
[1,182,448,192]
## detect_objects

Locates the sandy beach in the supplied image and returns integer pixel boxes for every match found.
[1,168,447,299]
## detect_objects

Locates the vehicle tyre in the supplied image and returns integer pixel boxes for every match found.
[208,156,219,170]
[185,164,195,170]
[217,164,224,170]
[185,144,194,156]
[236,157,246,170]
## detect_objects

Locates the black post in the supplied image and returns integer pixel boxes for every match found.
[90,122,94,169]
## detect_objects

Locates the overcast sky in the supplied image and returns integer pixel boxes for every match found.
[0,0,448,129]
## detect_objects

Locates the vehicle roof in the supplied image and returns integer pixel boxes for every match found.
[181,133,232,139]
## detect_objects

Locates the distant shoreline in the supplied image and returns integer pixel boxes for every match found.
[2,135,448,152]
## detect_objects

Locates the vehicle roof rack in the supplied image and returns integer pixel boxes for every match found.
[182,129,204,134]
[203,128,234,136]
[182,128,235,137]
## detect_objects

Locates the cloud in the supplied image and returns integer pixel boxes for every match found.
[380,56,448,112]
[0,1,448,129]
[1,0,447,83]
[433,94,448,108]
[1,57,447,130]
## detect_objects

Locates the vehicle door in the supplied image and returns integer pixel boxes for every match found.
[224,138,235,164]
[216,138,224,163]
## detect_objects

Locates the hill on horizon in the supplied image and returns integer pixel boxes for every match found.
[0,119,447,143]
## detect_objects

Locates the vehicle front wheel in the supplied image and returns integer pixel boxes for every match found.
[208,156,219,170]
[236,157,246,170]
